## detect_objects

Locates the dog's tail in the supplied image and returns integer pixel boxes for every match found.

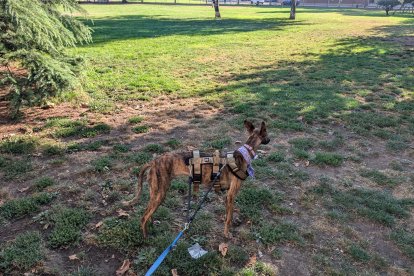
[123,163,151,207]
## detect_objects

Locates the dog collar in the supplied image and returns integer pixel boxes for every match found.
[243,144,256,159]
[237,145,255,179]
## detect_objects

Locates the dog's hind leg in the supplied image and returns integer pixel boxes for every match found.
[224,177,242,238]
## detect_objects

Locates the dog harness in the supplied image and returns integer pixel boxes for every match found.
[187,145,255,192]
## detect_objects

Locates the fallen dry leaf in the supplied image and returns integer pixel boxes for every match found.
[246,254,257,267]
[68,254,79,261]
[218,243,228,257]
[18,187,30,193]
[116,259,131,276]
[95,221,103,228]
[171,268,179,276]
[305,160,310,167]
[117,209,130,218]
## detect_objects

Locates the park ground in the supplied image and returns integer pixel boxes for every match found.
[0,4,413,276]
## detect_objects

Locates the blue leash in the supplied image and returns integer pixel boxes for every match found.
[144,229,186,276]
[144,170,223,276]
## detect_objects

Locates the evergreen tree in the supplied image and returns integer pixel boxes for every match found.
[0,0,92,117]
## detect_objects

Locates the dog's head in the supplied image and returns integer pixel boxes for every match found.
[244,120,270,148]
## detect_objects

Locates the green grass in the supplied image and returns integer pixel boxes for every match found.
[143,144,165,153]
[0,193,56,220]
[0,231,45,272]
[289,137,315,150]
[91,156,113,172]
[34,177,56,191]
[313,152,344,167]
[204,137,232,150]
[0,136,38,154]
[47,206,90,248]
[267,151,285,163]
[45,118,110,138]
[347,244,371,262]
[391,229,414,260]
[132,125,150,133]
[67,140,107,152]
[359,168,400,187]
[128,115,144,124]
[97,216,144,252]
[2,4,413,275]
[236,186,276,223]
[312,182,414,226]
[0,157,32,180]
[258,222,302,246]
[71,5,413,136]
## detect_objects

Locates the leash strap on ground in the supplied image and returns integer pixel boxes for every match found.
[145,230,185,276]
[144,169,223,276]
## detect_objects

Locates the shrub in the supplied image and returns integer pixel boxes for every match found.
[0,0,91,117]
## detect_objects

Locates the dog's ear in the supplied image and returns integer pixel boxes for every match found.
[259,121,267,136]
[244,120,255,134]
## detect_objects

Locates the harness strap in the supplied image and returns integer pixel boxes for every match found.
[226,152,248,180]
[192,150,201,193]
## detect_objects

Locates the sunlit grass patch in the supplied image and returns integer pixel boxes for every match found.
[45,118,110,138]
[0,231,45,272]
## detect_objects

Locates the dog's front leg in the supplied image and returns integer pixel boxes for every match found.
[224,178,241,238]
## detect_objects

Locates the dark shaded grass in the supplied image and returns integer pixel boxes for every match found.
[0,231,45,272]
[311,181,414,226]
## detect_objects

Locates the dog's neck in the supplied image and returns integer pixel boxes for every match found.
[244,136,261,152]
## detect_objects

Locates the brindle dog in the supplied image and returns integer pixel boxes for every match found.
[123,120,270,238]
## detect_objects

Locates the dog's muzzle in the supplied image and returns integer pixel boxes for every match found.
[261,138,270,145]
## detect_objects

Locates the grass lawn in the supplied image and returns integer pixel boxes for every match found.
[1,4,413,275]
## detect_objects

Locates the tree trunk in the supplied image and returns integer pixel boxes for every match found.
[213,0,221,18]
[386,7,389,15]
[290,0,296,19]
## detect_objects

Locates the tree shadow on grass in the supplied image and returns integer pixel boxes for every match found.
[199,21,413,133]
[257,7,414,18]
[85,14,308,45]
